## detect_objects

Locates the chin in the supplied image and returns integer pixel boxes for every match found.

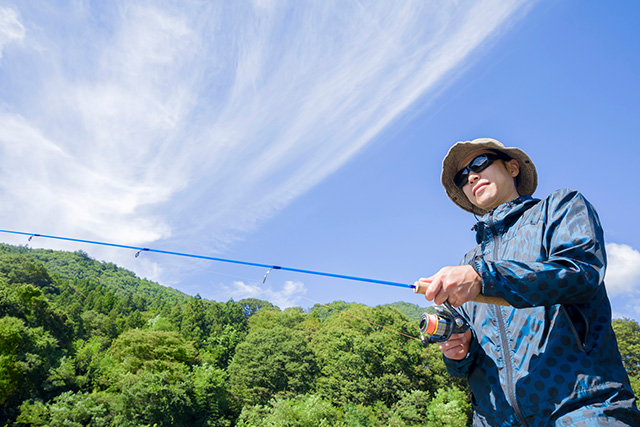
[473,194,492,208]
[474,198,499,212]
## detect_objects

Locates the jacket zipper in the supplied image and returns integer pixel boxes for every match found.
[496,305,529,427]
[488,210,529,427]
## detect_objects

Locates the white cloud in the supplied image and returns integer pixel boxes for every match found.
[605,243,640,296]
[0,113,173,244]
[225,280,306,309]
[0,7,24,60]
[0,1,534,287]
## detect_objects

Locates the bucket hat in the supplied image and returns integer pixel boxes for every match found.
[441,138,537,214]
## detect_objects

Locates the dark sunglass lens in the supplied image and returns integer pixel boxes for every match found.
[454,169,469,188]
[469,154,490,171]
[453,154,496,188]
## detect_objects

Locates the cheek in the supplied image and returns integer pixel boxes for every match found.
[462,185,474,200]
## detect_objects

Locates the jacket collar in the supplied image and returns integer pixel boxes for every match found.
[473,195,539,243]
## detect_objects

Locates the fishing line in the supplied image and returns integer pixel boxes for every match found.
[155,266,418,342]
[301,297,421,342]
[0,229,415,291]
[157,267,419,342]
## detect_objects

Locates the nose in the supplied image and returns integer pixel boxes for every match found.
[467,172,480,187]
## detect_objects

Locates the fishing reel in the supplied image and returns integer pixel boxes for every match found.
[419,301,470,345]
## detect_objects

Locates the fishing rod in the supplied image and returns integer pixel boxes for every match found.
[0,228,509,343]
[0,229,412,289]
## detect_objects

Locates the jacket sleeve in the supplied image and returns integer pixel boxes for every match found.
[442,303,480,378]
[474,189,606,308]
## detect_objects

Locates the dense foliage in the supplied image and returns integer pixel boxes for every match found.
[0,243,638,426]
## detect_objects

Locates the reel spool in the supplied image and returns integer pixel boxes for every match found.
[419,302,470,345]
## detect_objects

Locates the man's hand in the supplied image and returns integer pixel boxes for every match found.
[439,330,473,360]
[420,265,482,307]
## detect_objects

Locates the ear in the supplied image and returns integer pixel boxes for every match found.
[507,159,520,178]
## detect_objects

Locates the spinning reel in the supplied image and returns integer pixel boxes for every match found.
[419,301,470,345]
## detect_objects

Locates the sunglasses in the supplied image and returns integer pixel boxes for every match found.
[454,152,509,188]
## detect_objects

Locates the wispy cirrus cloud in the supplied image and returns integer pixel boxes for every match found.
[0,6,24,60]
[0,0,534,285]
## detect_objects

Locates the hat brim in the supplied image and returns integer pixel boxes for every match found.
[441,138,537,214]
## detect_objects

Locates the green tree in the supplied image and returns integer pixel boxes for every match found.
[146,314,178,332]
[383,301,432,323]
[424,387,471,427]
[630,376,640,411]
[79,310,110,338]
[387,389,431,426]
[73,336,115,391]
[612,318,640,377]
[109,329,198,373]
[0,281,72,345]
[112,368,196,427]
[203,324,245,368]
[236,394,343,427]
[341,402,386,427]
[0,254,56,293]
[178,295,209,344]
[421,341,470,396]
[612,318,640,410]
[228,310,318,406]
[310,304,430,406]
[0,242,481,425]
[16,391,113,426]
[237,298,276,318]
[0,316,59,421]
[191,363,232,427]
[0,280,72,423]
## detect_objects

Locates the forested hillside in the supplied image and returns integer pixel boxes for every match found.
[0,244,638,426]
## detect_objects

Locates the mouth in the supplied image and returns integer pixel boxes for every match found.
[473,182,488,196]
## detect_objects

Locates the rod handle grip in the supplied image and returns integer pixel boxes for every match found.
[412,281,510,306]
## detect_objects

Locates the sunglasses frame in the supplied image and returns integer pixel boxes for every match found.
[454,152,510,188]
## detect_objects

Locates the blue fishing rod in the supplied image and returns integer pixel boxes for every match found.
[0,228,508,344]
[0,229,413,289]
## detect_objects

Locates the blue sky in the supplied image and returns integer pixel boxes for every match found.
[1,1,639,320]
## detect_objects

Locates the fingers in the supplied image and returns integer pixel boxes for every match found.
[422,275,440,302]
[419,265,482,307]
[440,334,466,349]
[438,332,472,361]
[434,288,448,306]
[439,340,467,359]
[423,270,449,304]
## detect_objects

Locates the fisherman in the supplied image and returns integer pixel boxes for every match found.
[419,138,640,426]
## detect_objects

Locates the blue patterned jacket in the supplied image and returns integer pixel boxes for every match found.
[445,189,640,426]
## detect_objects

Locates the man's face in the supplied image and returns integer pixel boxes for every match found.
[457,149,520,212]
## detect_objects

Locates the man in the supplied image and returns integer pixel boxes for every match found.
[419,138,640,426]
